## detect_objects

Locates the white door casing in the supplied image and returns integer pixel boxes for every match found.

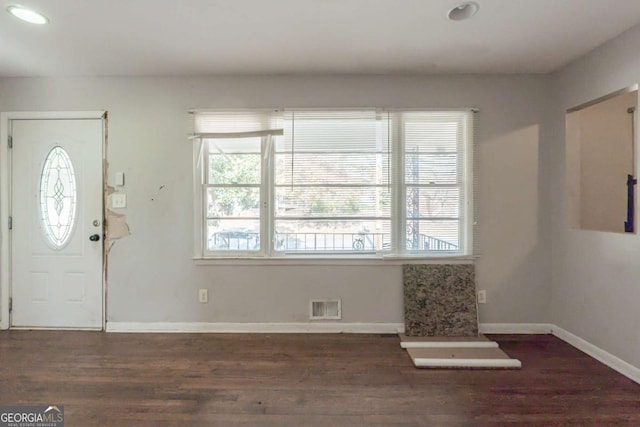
[8,116,104,329]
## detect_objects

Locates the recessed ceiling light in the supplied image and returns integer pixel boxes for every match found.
[7,5,49,24]
[448,2,479,21]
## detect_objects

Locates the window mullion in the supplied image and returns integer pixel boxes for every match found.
[263,135,274,257]
[201,145,210,255]
[457,118,466,254]
[392,113,404,254]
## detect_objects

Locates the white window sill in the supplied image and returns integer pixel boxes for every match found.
[192,255,476,266]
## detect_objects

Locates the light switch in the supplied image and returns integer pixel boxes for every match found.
[111,193,127,209]
[115,172,125,186]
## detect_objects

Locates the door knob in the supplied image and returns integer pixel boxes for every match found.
[89,234,101,242]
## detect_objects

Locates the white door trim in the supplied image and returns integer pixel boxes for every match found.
[0,111,106,330]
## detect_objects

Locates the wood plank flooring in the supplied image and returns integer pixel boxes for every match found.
[0,332,638,426]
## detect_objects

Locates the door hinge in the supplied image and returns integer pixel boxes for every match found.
[7,135,12,149]
[9,297,12,313]
[8,216,12,230]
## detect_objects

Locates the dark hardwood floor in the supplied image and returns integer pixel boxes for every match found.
[0,331,638,426]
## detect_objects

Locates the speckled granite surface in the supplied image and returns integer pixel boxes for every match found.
[403,264,478,337]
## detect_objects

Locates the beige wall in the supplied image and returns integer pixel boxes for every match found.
[566,109,582,227]
[567,91,636,232]
[0,75,551,326]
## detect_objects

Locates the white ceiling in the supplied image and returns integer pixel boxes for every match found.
[2,0,640,77]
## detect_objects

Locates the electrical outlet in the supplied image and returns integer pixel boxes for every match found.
[198,289,208,303]
[477,290,487,304]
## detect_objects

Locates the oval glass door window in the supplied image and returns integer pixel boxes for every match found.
[39,146,78,249]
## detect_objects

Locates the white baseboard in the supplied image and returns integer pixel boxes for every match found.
[106,321,404,334]
[552,325,640,385]
[479,323,553,334]
[106,321,553,335]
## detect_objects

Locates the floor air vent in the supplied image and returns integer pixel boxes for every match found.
[310,299,341,320]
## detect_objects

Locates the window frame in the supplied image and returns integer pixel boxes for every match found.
[197,134,274,258]
[193,109,474,260]
[397,112,472,255]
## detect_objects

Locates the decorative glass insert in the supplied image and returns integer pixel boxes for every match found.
[39,146,77,248]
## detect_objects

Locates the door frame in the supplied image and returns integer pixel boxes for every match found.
[0,111,107,330]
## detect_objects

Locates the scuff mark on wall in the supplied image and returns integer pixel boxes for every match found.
[151,184,166,201]
[105,209,131,252]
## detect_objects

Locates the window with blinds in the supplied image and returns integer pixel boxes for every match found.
[275,111,391,253]
[401,112,471,253]
[192,109,474,257]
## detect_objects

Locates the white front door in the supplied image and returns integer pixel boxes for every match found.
[10,118,104,329]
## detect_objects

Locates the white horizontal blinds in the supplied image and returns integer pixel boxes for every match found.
[274,110,392,253]
[193,111,283,137]
[400,111,471,253]
[195,111,282,253]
